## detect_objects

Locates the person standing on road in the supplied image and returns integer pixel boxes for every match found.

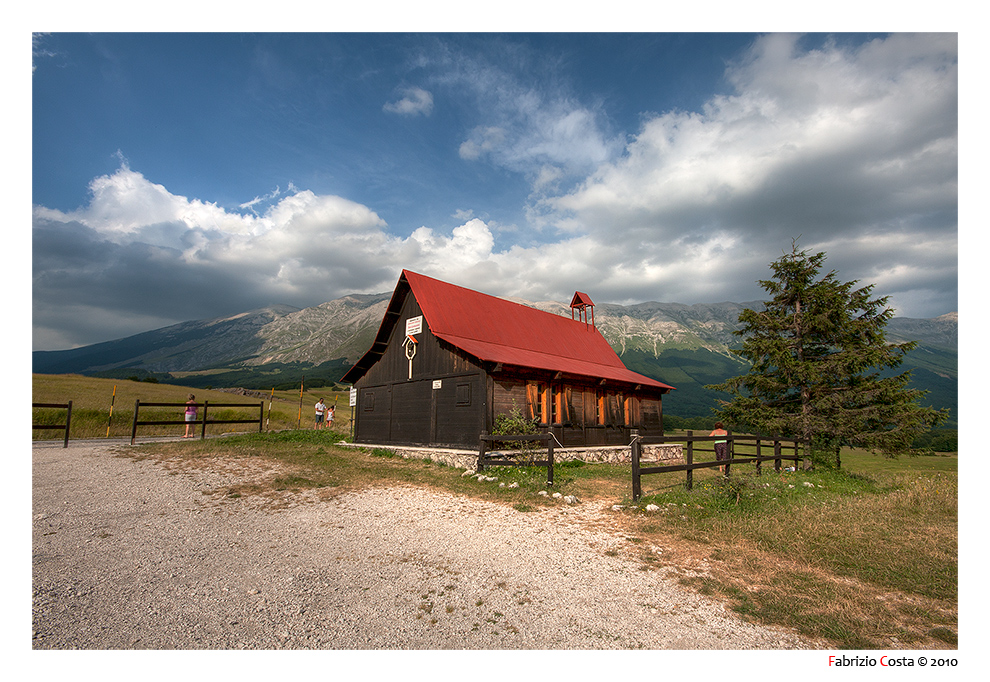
[184,394,197,438]
[315,398,326,429]
[710,422,729,474]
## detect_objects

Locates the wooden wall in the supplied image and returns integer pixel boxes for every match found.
[353,291,487,447]
[491,373,664,446]
[352,288,666,449]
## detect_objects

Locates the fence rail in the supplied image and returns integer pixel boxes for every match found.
[32,401,73,448]
[478,433,555,486]
[631,430,803,500]
[130,400,265,444]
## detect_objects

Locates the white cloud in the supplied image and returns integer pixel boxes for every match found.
[552,33,957,245]
[459,126,506,160]
[32,34,958,349]
[34,166,259,239]
[32,165,510,347]
[383,86,434,116]
[435,46,621,188]
[535,33,957,316]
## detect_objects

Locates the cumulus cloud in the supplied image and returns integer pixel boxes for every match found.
[544,33,957,315]
[33,34,957,349]
[383,87,434,116]
[433,46,621,189]
[32,165,505,348]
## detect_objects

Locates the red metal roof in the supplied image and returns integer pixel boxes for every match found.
[570,291,595,308]
[344,270,674,391]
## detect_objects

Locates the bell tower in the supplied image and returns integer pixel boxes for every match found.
[570,291,595,329]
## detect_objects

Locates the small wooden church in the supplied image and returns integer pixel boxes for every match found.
[342,270,674,449]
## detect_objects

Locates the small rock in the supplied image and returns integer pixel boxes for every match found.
[563,495,577,504]
[645,504,659,512]
[611,505,624,511]
[551,492,562,499]
[507,482,519,489]
[537,490,548,496]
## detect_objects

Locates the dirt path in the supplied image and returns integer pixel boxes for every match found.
[32,440,820,650]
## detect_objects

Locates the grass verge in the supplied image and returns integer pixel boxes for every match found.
[627,450,957,649]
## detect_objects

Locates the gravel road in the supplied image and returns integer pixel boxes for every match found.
[32,440,820,650]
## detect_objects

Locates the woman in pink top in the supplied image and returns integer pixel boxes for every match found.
[184,394,198,438]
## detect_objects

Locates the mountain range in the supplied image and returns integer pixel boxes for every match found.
[33,294,957,424]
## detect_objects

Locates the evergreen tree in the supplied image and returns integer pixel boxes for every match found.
[707,243,947,459]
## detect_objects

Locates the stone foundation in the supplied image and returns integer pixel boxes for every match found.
[338,441,682,470]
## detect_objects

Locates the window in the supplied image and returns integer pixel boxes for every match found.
[622,395,636,426]
[526,382,550,424]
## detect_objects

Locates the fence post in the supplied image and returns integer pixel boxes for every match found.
[685,430,694,491]
[259,401,265,432]
[200,401,209,440]
[63,401,72,448]
[755,438,762,477]
[546,434,554,487]
[477,432,488,472]
[131,399,140,445]
[724,429,732,477]
[631,434,642,501]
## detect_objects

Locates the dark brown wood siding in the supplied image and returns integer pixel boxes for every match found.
[353,291,488,448]
[487,371,665,446]
[351,289,665,448]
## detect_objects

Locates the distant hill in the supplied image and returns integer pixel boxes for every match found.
[33,294,957,424]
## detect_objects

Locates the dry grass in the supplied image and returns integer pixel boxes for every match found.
[618,453,957,650]
[32,373,353,440]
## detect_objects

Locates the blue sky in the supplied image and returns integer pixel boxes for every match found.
[31,31,958,350]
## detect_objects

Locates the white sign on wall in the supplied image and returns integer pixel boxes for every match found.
[405,315,423,337]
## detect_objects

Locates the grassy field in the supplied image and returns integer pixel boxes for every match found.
[31,374,354,440]
[32,373,957,650]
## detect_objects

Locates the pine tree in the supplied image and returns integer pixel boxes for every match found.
[707,243,947,460]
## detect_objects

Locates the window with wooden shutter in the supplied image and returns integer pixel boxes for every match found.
[526,382,549,424]
[583,389,596,425]
[525,382,538,421]
[562,387,573,425]
[623,395,638,426]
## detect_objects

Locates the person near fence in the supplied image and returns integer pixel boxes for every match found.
[710,422,728,473]
[315,398,326,429]
[183,394,197,438]
[326,404,335,428]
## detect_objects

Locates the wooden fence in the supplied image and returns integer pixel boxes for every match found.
[631,430,804,501]
[32,401,72,448]
[478,433,555,486]
[130,400,264,445]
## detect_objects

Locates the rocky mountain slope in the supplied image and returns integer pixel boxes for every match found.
[33,293,957,421]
